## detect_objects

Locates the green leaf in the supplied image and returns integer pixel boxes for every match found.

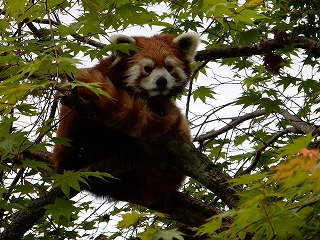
[57,57,81,77]
[82,220,96,230]
[193,86,215,103]
[229,172,269,186]
[118,212,147,228]
[46,0,68,9]
[0,19,10,34]
[52,171,89,198]
[234,9,267,25]
[197,217,221,236]
[44,199,78,223]
[234,135,250,146]
[52,171,115,198]
[102,42,137,55]
[52,137,72,147]
[277,132,314,160]
[16,104,37,116]
[153,229,184,240]
[139,226,158,240]
[71,80,112,99]
[3,0,28,16]
[259,98,282,115]
[13,182,36,195]
[22,159,50,171]
[237,90,262,108]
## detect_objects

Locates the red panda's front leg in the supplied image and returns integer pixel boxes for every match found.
[68,69,190,140]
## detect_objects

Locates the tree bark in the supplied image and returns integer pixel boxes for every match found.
[0,188,65,240]
[195,35,320,61]
[165,133,241,209]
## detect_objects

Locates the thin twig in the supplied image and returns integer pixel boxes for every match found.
[237,127,299,176]
[186,60,209,119]
[194,109,267,145]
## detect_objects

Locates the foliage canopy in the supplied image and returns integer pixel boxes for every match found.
[0,0,319,239]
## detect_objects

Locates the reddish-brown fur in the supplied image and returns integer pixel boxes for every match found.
[53,33,198,206]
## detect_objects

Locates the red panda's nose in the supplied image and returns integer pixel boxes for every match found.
[156,77,168,88]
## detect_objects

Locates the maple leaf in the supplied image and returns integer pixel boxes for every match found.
[272,148,320,181]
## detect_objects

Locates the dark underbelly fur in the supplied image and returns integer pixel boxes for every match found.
[60,117,184,205]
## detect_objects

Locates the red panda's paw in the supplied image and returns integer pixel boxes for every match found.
[119,99,191,140]
[126,103,188,140]
[177,115,192,141]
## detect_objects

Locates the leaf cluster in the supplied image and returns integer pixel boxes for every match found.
[0,0,319,239]
[199,146,320,239]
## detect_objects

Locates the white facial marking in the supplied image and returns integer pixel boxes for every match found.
[126,64,141,89]
[165,57,187,81]
[141,59,155,74]
[175,66,187,81]
[165,58,176,70]
[125,59,155,91]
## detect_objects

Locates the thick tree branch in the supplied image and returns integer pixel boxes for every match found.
[280,109,318,134]
[149,192,232,230]
[66,34,320,60]
[0,91,242,239]
[0,187,65,240]
[10,11,319,60]
[165,133,241,209]
[1,145,233,240]
[195,35,320,61]
[0,184,228,240]
[66,35,320,60]
[1,9,319,60]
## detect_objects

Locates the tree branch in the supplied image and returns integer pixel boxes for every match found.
[0,183,229,240]
[6,10,318,60]
[1,143,234,240]
[195,35,320,61]
[60,92,241,208]
[280,109,318,134]
[1,90,240,239]
[194,108,319,146]
[149,192,233,230]
[193,108,319,177]
[238,127,300,176]
[186,60,210,119]
[165,133,241,209]
[194,109,267,145]
[0,187,65,240]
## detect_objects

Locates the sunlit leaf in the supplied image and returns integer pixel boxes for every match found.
[193,86,215,103]
[118,212,147,228]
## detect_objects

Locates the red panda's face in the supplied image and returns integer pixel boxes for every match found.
[110,33,199,98]
[125,55,188,97]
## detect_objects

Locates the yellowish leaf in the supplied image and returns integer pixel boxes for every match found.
[118,212,147,229]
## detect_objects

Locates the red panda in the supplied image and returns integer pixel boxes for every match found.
[53,33,199,206]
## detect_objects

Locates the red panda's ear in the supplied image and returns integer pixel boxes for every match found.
[173,32,199,62]
[109,35,136,61]
[110,35,136,45]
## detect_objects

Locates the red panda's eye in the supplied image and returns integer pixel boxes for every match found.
[144,66,153,73]
[166,65,174,72]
